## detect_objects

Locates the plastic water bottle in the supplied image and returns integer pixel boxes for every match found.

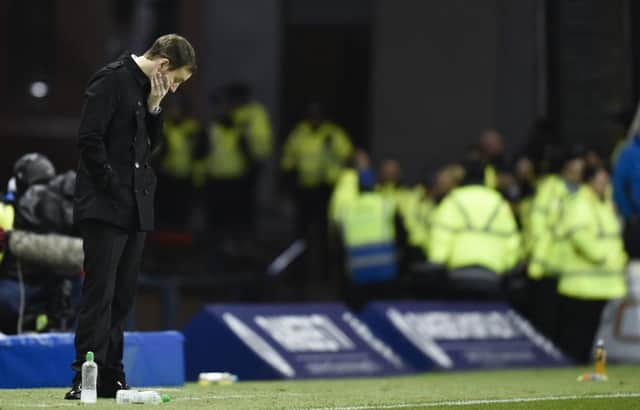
[115,390,170,404]
[595,339,607,376]
[578,339,609,382]
[80,351,97,403]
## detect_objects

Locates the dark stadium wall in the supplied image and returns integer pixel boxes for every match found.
[202,0,281,131]
[370,0,541,183]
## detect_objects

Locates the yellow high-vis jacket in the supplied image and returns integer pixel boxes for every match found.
[329,168,359,223]
[527,174,575,279]
[554,186,627,300]
[0,202,15,264]
[205,123,250,179]
[281,121,353,188]
[428,185,520,273]
[376,184,432,250]
[334,191,397,284]
[161,118,200,179]
[232,102,273,161]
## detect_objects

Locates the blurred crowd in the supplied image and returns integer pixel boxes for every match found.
[148,84,637,364]
[1,82,638,365]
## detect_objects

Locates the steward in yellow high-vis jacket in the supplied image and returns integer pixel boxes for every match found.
[525,146,584,341]
[335,177,398,285]
[554,166,627,364]
[374,159,418,250]
[414,164,464,260]
[281,104,353,238]
[428,161,520,297]
[198,84,274,247]
[156,98,202,228]
[332,169,407,308]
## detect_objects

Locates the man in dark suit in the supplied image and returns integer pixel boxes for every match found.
[66,34,196,400]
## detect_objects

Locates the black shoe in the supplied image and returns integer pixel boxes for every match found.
[97,369,129,398]
[64,380,81,400]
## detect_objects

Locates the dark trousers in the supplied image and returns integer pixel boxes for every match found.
[556,295,606,364]
[71,220,146,379]
[294,185,331,238]
[624,219,640,259]
[528,277,561,344]
[294,185,332,284]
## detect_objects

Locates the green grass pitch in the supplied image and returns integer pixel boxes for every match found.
[1,365,639,409]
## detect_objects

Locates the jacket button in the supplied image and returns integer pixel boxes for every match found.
[137,101,142,107]
[134,162,140,169]
[143,188,149,196]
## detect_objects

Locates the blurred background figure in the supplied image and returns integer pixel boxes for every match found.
[198,83,273,272]
[281,103,353,238]
[512,155,536,231]
[329,149,371,227]
[376,159,405,198]
[0,180,18,334]
[281,103,353,281]
[374,159,416,259]
[0,153,80,334]
[332,166,404,308]
[387,163,462,268]
[525,145,585,343]
[613,132,640,260]
[155,94,202,230]
[477,129,507,189]
[427,160,521,299]
[225,82,273,234]
[607,108,634,164]
[418,164,465,237]
[555,165,627,363]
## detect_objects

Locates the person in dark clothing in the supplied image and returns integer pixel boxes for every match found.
[6,155,81,333]
[66,34,196,400]
[613,135,640,259]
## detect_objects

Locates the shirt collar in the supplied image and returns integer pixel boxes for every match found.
[121,53,150,88]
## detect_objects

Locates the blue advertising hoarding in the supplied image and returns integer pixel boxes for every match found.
[359,301,569,371]
[0,331,185,388]
[183,303,412,380]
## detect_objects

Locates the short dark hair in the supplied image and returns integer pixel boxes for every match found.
[144,34,197,72]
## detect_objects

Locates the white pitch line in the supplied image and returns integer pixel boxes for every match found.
[173,391,308,402]
[2,404,76,408]
[294,392,640,410]
[174,394,258,401]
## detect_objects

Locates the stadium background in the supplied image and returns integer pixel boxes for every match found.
[3,0,638,184]
[2,1,638,326]
[1,2,640,405]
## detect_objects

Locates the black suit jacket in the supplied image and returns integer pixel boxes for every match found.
[74,54,163,231]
